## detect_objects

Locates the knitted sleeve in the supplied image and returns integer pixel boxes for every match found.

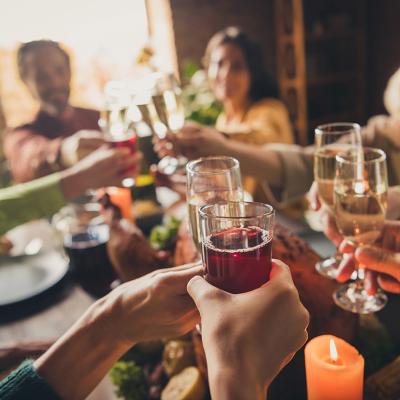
[0,359,62,400]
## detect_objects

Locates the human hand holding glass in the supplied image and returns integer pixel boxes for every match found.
[199,201,275,294]
[333,147,389,314]
[99,81,137,187]
[313,122,362,279]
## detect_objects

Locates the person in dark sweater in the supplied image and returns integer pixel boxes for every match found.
[0,261,309,399]
[4,40,104,183]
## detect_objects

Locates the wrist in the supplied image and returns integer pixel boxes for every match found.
[34,300,131,399]
[208,367,266,400]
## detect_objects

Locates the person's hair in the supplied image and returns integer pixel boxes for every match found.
[17,40,70,80]
[203,27,278,102]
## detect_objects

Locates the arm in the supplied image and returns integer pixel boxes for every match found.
[4,129,64,182]
[0,148,141,236]
[0,173,66,236]
[33,263,201,400]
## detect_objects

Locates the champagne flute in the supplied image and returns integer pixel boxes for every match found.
[333,147,388,314]
[314,123,362,279]
[186,157,243,254]
[199,201,275,293]
[99,81,137,187]
[149,73,187,175]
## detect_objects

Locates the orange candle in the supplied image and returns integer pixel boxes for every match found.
[107,187,133,221]
[305,335,364,400]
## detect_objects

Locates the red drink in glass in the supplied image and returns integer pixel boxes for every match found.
[202,226,272,294]
[109,134,137,154]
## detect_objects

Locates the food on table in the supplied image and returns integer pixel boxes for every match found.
[161,366,206,400]
[150,216,181,250]
[100,193,170,282]
[110,360,147,400]
[163,340,196,377]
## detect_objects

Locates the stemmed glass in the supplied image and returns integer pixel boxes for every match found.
[199,201,275,294]
[99,81,137,187]
[186,157,243,254]
[314,123,362,279]
[333,147,388,314]
[136,72,187,175]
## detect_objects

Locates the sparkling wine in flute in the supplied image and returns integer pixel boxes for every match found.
[99,107,129,137]
[334,184,387,245]
[188,190,243,252]
[152,91,185,132]
[202,226,272,294]
[314,144,353,209]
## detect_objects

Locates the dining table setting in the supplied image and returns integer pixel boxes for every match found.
[0,73,400,400]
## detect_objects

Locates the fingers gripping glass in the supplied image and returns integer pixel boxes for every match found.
[333,147,388,314]
[199,201,275,294]
[313,122,362,279]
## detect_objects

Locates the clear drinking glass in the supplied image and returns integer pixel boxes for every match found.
[140,72,187,175]
[52,202,116,298]
[199,201,275,294]
[99,81,137,187]
[333,147,388,314]
[314,122,362,279]
[186,156,243,253]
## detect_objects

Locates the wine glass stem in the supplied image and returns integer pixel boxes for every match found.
[355,264,365,290]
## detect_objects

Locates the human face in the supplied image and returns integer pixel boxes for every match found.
[22,46,71,116]
[208,43,251,105]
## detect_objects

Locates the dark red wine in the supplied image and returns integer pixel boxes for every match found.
[109,134,137,154]
[202,227,272,294]
[64,224,116,298]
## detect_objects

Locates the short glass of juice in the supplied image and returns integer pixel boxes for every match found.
[199,201,274,294]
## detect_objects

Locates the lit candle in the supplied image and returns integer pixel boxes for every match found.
[305,335,364,400]
[106,187,133,222]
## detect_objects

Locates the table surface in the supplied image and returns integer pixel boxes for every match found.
[1,199,397,399]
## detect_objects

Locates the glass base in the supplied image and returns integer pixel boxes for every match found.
[333,282,388,314]
[315,256,339,279]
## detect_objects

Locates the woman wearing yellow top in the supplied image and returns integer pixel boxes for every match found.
[205,27,293,147]
[170,27,294,199]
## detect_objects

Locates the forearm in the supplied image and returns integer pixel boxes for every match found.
[208,367,266,400]
[221,140,284,187]
[34,297,132,400]
[0,174,66,236]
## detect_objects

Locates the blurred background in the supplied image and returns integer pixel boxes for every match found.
[1,0,400,144]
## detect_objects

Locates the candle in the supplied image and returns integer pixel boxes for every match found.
[106,187,133,222]
[305,335,364,400]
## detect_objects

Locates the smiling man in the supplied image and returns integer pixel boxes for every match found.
[4,40,104,182]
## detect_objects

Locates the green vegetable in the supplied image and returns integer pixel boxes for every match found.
[110,361,148,400]
[149,216,181,250]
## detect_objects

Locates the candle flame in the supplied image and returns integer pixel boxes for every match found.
[330,338,339,362]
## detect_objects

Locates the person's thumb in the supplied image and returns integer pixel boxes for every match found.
[187,276,223,311]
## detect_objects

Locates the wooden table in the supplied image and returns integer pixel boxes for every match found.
[0,282,118,399]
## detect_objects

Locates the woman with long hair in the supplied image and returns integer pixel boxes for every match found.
[203,26,293,148]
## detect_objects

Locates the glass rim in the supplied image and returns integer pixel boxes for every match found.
[335,147,386,165]
[199,201,275,220]
[315,122,361,136]
[186,156,240,176]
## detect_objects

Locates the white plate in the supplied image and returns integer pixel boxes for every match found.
[5,219,60,257]
[0,251,68,306]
